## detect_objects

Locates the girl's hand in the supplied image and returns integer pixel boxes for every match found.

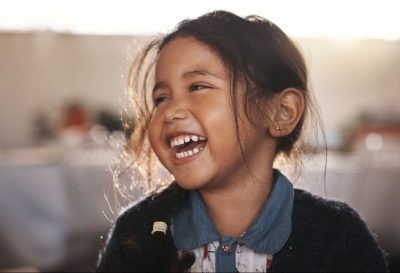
[169,252,196,272]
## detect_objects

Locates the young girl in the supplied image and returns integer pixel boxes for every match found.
[96,11,386,272]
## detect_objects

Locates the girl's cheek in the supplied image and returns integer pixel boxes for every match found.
[147,122,158,150]
[150,106,166,125]
[147,116,165,158]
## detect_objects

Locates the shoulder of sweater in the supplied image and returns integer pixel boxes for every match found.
[287,190,387,272]
[112,195,154,233]
[271,191,387,272]
[96,195,155,272]
[294,188,359,218]
[292,188,372,234]
[111,182,187,235]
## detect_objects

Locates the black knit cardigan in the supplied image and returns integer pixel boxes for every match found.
[96,188,387,272]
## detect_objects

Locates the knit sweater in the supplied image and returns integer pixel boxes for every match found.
[96,188,387,272]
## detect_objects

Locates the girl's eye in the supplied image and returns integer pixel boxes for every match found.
[153,96,168,106]
[189,83,210,92]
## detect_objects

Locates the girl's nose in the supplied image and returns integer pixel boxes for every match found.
[163,100,188,124]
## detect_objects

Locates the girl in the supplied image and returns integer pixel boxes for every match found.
[96,11,386,272]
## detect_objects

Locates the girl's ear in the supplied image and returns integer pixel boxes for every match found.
[268,88,305,137]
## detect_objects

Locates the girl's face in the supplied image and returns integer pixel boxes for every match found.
[148,37,274,190]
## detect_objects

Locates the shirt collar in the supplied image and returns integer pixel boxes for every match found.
[172,169,294,254]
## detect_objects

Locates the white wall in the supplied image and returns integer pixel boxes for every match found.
[0,32,399,147]
[0,32,141,147]
[300,39,400,132]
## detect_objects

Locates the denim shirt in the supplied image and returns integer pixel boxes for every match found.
[172,169,294,272]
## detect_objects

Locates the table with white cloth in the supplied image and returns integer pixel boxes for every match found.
[0,145,118,271]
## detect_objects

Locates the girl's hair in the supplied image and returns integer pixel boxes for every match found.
[114,10,325,270]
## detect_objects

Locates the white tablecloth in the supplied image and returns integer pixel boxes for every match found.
[0,146,117,270]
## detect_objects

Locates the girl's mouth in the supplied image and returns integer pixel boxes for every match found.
[169,134,207,160]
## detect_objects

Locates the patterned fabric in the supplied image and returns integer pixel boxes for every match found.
[180,242,273,272]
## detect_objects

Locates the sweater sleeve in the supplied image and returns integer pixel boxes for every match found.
[96,217,127,272]
[331,205,387,272]
[96,203,152,272]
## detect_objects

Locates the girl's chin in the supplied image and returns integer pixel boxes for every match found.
[174,179,208,191]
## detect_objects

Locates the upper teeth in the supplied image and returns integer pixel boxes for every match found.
[170,135,206,148]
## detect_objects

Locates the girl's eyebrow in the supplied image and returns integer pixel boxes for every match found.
[152,81,166,95]
[152,68,223,94]
[182,68,223,80]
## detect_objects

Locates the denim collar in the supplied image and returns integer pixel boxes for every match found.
[172,169,294,254]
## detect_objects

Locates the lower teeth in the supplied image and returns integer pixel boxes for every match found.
[176,146,202,158]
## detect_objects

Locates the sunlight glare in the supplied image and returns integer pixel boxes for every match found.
[0,0,398,40]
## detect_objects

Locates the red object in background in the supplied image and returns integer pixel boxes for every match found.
[61,104,90,133]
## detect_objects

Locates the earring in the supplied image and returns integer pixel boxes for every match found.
[275,126,280,130]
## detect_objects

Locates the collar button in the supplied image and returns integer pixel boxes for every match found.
[222,244,232,253]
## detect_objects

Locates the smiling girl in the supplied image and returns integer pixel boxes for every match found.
[96,11,386,272]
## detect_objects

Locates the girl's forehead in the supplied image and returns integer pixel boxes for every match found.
[157,37,215,64]
[155,37,228,80]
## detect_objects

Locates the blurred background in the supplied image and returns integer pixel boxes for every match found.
[0,0,399,271]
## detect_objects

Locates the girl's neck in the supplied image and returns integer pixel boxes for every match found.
[199,169,274,238]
